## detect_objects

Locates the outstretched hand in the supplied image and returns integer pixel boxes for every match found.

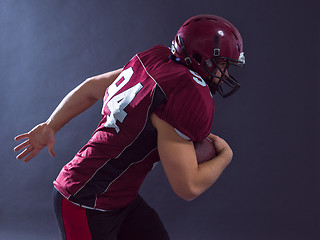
[14,122,56,162]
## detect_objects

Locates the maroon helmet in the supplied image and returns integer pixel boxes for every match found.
[171,14,245,97]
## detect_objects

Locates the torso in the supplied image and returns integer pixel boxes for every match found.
[54,45,215,211]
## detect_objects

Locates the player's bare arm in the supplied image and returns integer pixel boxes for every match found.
[46,68,123,133]
[14,68,122,162]
[151,113,232,201]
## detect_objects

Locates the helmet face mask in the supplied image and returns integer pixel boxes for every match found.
[171,14,245,97]
[204,57,244,98]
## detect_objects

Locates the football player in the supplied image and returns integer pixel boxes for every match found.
[14,14,245,240]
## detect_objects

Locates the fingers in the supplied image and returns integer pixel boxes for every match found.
[16,145,34,160]
[23,149,41,163]
[13,124,56,162]
[16,145,42,162]
[14,139,30,152]
[207,133,232,153]
[14,141,56,162]
[14,133,29,141]
[207,133,220,142]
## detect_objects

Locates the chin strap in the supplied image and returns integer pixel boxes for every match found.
[214,35,220,57]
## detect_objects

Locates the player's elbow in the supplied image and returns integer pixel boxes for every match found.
[173,184,201,201]
[180,194,198,202]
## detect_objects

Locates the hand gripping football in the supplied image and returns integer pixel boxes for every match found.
[193,137,217,164]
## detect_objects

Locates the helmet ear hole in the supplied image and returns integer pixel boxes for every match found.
[175,36,180,46]
[192,53,202,64]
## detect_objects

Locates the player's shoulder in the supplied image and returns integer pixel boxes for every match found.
[125,45,171,76]
[153,63,215,142]
[138,45,171,58]
[160,65,213,103]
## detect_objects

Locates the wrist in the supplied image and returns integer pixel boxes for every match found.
[222,149,233,164]
[215,148,233,164]
[45,118,59,134]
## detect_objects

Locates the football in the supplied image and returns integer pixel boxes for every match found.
[193,137,217,164]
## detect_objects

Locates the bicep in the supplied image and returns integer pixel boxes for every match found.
[151,114,199,199]
[85,68,123,100]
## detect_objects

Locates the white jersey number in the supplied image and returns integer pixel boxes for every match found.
[102,67,143,133]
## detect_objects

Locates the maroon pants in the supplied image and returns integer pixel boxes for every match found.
[53,188,170,240]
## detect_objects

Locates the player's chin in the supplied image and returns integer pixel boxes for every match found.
[212,77,221,85]
[212,78,225,88]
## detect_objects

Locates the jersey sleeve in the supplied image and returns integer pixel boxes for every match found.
[154,70,214,142]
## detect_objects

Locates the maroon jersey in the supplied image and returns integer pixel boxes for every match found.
[53,45,214,211]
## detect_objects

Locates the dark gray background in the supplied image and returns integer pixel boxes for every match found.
[1,0,319,239]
